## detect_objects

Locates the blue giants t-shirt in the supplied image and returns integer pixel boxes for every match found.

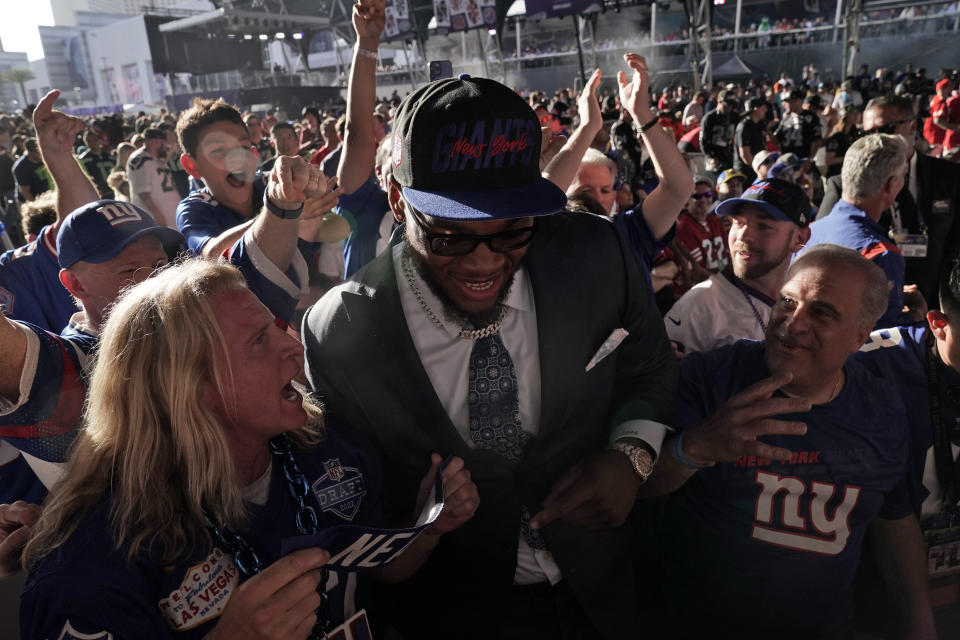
[661,340,911,637]
[176,177,266,255]
[336,174,389,279]
[856,323,960,517]
[610,201,674,293]
[20,426,384,639]
[0,225,79,333]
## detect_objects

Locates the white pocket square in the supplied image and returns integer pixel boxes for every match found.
[586,328,629,372]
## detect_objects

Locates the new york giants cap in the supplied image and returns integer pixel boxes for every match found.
[57,199,184,269]
[391,74,567,221]
[715,178,811,227]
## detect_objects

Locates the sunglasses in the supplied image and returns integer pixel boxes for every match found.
[409,209,538,257]
[864,117,913,135]
[691,191,714,200]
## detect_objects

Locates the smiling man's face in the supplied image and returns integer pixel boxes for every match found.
[402,203,533,323]
[764,262,872,389]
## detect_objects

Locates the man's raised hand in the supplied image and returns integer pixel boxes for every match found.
[353,0,386,41]
[33,90,85,158]
[617,53,654,124]
[267,156,333,212]
[680,372,810,466]
[576,68,604,137]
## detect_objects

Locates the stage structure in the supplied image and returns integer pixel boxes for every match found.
[148,0,354,105]
[683,0,712,90]
[146,0,937,105]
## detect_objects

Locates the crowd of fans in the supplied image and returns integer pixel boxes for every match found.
[1,0,960,637]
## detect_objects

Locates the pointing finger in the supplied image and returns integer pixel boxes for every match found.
[33,90,61,123]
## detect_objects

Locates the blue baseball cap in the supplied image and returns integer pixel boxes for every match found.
[767,153,809,179]
[57,200,184,269]
[391,74,567,221]
[715,179,811,227]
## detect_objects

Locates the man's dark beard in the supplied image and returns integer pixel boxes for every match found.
[731,237,792,282]
[404,243,516,330]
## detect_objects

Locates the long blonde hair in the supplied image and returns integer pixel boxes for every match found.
[24,259,323,569]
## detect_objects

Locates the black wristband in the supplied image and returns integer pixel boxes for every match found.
[639,117,659,134]
[262,189,304,219]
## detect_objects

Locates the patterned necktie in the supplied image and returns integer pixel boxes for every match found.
[468,332,546,550]
[468,332,531,462]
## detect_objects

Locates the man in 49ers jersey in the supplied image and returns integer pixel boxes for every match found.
[676,175,728,274]
[641,245,935,639]
[665,179,811,357]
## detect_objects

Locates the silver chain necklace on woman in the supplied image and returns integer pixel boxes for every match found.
[401,251,509,340]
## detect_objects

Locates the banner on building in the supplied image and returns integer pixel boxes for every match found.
[430,0,497,33]
[383,0,416,41]
[523,0,601,19]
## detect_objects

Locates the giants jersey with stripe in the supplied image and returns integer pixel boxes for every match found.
[176,177,266,255]
[801,199,908,329]
[662,341,910,636]
[21,426,383,640]
[856,323,960,518]
[0,225,79,333]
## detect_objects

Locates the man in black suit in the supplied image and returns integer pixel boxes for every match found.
[302,56,677,638]
[817,95,960,305]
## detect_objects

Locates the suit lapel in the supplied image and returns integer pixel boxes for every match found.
[341,247,480,458]
[527,216,580,442]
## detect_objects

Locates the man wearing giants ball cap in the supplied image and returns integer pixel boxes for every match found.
[303,70,677,638]
[665,179,811,356]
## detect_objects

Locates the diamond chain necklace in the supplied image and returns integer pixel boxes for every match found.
[401,251,509,340]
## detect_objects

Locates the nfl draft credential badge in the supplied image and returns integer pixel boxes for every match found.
[312,458,367,522]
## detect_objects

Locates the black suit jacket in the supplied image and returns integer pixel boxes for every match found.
[302,211,677,638]
[817,152,960,303]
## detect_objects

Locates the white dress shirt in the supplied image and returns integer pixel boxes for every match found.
[392,243,562,585]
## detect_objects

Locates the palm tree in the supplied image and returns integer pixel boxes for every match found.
[2,68,35,106]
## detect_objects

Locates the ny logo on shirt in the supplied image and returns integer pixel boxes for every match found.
[97,202,142,226]
[750,470,861,556]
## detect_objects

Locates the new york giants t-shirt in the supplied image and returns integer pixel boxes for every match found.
[661,340,910,637]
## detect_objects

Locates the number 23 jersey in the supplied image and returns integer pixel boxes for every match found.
[662,340,910,633]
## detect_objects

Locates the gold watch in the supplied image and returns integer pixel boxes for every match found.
[610,441,654,483]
